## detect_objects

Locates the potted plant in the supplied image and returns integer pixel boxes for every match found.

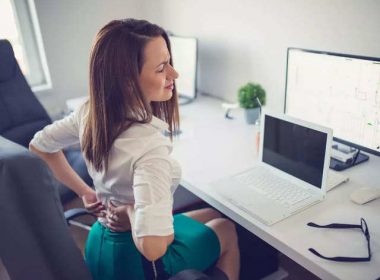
[238,82,266,124]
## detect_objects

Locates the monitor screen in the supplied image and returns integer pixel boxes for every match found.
[285,48,380,157]
[263,115,327,188]
[169,35,197,101]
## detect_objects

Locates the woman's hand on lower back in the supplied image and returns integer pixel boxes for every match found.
[106,200,132,232]
[82,191,106,218]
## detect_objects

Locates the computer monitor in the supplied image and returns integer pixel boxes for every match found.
[169,35,198,104]
[284,48,380,171]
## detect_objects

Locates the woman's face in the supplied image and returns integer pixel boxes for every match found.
[139,36,179,103]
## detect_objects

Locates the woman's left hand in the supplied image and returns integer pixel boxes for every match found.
[106,200,132,232]
[82,191,106,218]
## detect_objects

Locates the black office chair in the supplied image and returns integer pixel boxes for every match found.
[0,136,92,280]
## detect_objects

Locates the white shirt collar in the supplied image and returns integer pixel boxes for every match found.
[150,116,169,131]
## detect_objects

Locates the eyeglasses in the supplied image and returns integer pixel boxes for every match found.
[307,218,371,262]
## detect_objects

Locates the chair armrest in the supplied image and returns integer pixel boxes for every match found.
[64,208,96,221]
[64,208,97,231]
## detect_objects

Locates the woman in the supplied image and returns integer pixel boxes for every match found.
[30,19,239,280]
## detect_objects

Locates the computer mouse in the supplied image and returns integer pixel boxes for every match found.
[350,187,380,205]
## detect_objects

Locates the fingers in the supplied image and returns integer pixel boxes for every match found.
[106,211,128,229]
[106,220,128,232]
[106,213,126,232]
[86,200,102,210]
[86,201,106,213]
[107,211,119,222]
[93,210,106,218]
[83,196,106,218]
[89,208,106,218]
[109,199,117,208]
[107,200,119,213]
[108,200,132,215]
[107,219,121,227]
[105,201,131,232]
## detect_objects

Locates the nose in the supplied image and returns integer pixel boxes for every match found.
[167,64,179,80]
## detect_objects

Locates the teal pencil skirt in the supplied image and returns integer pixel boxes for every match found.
[84,214,220,280]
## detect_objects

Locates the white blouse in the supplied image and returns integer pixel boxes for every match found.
[30,103,181,237]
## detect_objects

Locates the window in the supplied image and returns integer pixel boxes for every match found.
[0,0,51,91]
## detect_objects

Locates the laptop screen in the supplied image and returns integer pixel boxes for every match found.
[262,115,327,188]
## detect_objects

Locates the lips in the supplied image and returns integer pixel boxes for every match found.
[165,83,174,90]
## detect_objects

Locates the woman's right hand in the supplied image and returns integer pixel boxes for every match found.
[82,191,106,218]
[106,201,132,232]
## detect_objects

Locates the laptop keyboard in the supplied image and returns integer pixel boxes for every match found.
[235,167,311,207]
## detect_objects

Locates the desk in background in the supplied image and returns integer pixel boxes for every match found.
[172,95,380,280]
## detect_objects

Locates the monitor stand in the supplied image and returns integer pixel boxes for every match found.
[330,150,369,171]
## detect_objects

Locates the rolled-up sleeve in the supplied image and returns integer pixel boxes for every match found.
[30,109,81,153]
[132,142,174,237]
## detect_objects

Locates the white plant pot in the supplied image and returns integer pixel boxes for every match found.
[244,108,260,124]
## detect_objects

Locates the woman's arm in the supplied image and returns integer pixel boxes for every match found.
[30,144,91,196]
[29,144,105,215]
[126,205,174,261]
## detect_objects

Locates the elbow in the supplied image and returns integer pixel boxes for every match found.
[29,144,51,162]
[29,144,49,157]
[142,248,167,262]
[29,143,38,154]
[138,237,169,261]
[29,144,44,158]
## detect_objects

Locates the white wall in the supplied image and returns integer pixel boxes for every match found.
[33,0,145,115]
[141,0,380,112]
[34,0,380,114]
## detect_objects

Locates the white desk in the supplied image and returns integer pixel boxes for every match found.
[172,95,380,280]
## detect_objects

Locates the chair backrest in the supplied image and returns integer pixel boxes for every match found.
[0,39,51,147]
[0,136,91,280]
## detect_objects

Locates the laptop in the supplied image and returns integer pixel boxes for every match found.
[210,111,333,225]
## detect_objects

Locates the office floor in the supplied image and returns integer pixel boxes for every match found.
[0,222,320,280]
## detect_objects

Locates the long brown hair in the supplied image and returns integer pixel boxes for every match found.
[82,19,179,172]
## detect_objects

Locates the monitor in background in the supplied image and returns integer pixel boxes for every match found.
[169,35,198,105]
[284,48,380,171]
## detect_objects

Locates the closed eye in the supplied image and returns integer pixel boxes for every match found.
[156,58,170,73]
[157,65,165,73]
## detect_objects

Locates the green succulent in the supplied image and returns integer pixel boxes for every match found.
[238,82,266,109]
